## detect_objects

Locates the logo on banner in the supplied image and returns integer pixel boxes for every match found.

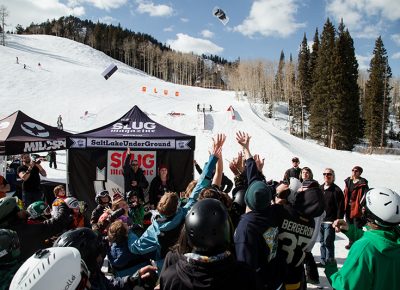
[176,140,191,150]
[23,140,66,152]
[21,122,49,137]
[70,138,87,148]
[106,150,156,193]
[111,122,156,134]
[0,122,10,130]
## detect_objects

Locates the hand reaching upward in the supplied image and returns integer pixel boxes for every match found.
[254,154,265,173]
[236,131,252,160]
[211,133,226,159]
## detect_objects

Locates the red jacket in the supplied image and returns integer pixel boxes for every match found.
[343,177,369,218]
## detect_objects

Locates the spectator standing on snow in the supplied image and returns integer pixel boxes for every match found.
[148,164,175,209]
[0,174,10,198]
[343,166,368,249]
[319,168,344,266]
[57,114,63,130]
[283,157,301,182]
[48,150,57,169]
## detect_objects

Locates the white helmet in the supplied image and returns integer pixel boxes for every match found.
[10,247,89,290]
[65,197,80,209]
[289,177,302,195]
[365,187,400,227]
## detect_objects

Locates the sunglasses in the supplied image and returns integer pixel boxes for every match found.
[132,163,139,166]
[323,173,333,176]
[352,169,359,172]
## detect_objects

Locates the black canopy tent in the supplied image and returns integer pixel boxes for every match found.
[0,110,70,155]
[0,110,70,204]
[67,105,195,210]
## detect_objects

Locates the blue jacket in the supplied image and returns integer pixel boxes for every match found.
[128,155,218,259]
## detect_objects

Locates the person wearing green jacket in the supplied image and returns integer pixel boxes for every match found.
[325,187,400,290]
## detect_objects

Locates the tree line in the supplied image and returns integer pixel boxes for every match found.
[227,18,399,151]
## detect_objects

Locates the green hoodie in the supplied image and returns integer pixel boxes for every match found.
[325,224,400,290]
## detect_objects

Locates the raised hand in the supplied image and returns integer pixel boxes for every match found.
[235,131,250,149]
[254,154,265,172]
[211,133,226,158]
[229,152,243,175]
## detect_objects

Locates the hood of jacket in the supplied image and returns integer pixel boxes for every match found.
[363,227,400,255]
[174,253,237,288]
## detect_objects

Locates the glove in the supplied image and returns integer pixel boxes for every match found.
[107,208,125,223]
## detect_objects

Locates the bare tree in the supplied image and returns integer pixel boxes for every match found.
[0,5,9,46]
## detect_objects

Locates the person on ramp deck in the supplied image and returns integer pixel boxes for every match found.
[123,147,149,202]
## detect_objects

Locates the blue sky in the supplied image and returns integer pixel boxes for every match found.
[2,0,400,76]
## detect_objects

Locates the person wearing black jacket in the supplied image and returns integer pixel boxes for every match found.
[123,148,149,202]
[148,164,175,209]
[283,157,301,182]
[235,131,324,290]
[160,198,257,290]
[194,160,233,193]
[319,168,344,265]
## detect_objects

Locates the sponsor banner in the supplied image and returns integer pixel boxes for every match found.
[105,150,157,194]
[87,138,176,149]
[111,121,156,134]
[23,140,67,152]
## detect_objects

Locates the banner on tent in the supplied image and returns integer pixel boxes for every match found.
[70,137,191,150]
[106,150,156,193]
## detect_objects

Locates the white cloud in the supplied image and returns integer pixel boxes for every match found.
[0,0,85,29]
[392,52,400,59]
[326,0,400,39]
[69,0,127,11]
[98,16,116,24]
[166,33,223,55]
[356,54,372,71]
[201,29,214,39]
[234,0,305,38]
[180,18,189,23]
[163,26,173,32]
[391,34,400,46]
[136,0,173,17]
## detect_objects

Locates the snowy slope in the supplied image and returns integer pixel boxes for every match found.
[0,34,398,288]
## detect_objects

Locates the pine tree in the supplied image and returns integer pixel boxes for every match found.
[309,28,319,83]
[364,36,392,147]
[297,33,311,137]
[309,19,335,145]
[330,20,361,150]
[275,50,285,101]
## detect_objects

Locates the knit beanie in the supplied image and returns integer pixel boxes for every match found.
[244,181,274,211]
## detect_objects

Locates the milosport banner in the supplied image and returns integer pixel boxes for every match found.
[0,111,70,155]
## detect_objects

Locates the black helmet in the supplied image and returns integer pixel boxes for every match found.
[95,190,110,204]
[185,199,231,255]
[0,197,18,221]
[0,229,20,264]
[126,190,139,205]
[53,228,103,272]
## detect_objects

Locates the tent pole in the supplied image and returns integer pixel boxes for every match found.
[65,149,69,195]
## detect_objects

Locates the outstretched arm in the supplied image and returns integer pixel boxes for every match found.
[212,134,226,188]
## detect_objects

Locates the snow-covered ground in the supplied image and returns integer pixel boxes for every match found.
[1,34,398,288]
